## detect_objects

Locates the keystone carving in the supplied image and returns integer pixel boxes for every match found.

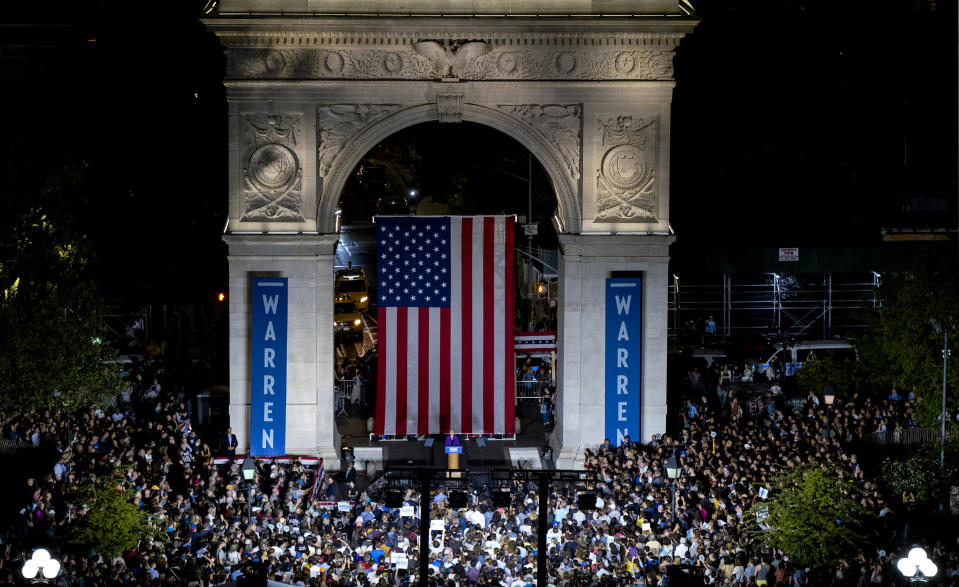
[594,116,658,222]
[436,90,465,123]
[242,115,303,222]
[498,105,582,181]
[317,104,403,178]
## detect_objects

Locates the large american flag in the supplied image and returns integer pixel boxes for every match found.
[374,216,515,435]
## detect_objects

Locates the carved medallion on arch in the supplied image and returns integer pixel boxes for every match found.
[496,104,582,182]
[242,114,303,222]
[594,116,658,223]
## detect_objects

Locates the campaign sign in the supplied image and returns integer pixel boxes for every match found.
[605,278,642,447]
[250,277,288,457]
[444,446,463,454]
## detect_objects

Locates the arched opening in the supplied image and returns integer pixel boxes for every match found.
[330,120,562,444]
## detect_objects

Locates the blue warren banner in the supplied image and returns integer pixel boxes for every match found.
[605,278,642,447]
[250,277,288,457]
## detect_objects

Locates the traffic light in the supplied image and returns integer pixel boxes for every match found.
[217,291,227,303]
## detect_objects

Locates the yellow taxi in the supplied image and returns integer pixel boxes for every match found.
[334,294,363,335]
[335,265,369,312]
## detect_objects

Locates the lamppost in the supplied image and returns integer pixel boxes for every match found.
[824,392,835,436]
[929,318,951,471]
[22,548,60,582]
[665,449,682,524]
[897,547,938,582]
[241,456,256,521]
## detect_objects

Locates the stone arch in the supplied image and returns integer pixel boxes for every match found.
[316,103,581,234]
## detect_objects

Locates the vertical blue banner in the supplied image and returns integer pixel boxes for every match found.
[605,278,642,447]
[250,277,288,457]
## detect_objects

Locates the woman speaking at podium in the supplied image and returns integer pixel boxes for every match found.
[444,428,460,448]
[444,428,461,470]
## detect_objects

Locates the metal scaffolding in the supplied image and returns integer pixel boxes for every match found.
[668,271,882,341]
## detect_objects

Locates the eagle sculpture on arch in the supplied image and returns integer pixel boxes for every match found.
[413,39,491,79]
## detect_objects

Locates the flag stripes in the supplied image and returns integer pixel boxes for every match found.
[374,216,514,435]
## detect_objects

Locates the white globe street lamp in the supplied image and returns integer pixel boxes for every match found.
[22,548,60,582]
[897,547,938,582]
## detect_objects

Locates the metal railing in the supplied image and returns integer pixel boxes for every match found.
[516,380,549,400]
[863,426,954,448]
[0,438,38,454]
[334,378,363,416]
[669,271,881,342]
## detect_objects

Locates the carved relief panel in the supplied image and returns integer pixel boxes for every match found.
[593,115,659,223]
[317,104,403,179]
[225,44,675,82]
[242,114,304,222]
[496,104,582,182]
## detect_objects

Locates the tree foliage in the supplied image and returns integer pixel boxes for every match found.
[66,471,159,557]
[0,162,119,412]
[744,462,875,567]
[856,264,959,426]
[796,354,869,399]
[880,451,955,504]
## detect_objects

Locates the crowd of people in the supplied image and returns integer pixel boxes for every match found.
[3,352,958,586]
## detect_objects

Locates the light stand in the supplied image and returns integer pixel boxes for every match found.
[241,457,256,521]
[824,393,835,436]
[665,449,682,524]
[490,468,597,587]
[897,546,938,582]
[929,318,950,472]
[22,548,60,583]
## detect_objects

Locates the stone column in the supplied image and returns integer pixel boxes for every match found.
[225,233,341,470]
[551,234,673,469]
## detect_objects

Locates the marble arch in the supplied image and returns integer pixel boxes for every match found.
[316,103,581,236]
[207,1,697,469]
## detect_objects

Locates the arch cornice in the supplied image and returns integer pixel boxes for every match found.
[317,103,581,234]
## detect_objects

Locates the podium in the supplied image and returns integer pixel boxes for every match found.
[445,445,462,470]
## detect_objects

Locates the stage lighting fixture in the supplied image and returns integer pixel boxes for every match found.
[384,490,404,508]
[448,491,468,509]
[577,492,598,511]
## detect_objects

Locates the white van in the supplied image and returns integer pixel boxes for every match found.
[763,340,857,376]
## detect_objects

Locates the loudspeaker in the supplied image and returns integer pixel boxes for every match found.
[384,490,404,508]
[577,493,598,511]
[448,491,468,509]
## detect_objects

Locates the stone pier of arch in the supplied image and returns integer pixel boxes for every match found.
[207,1,696,470]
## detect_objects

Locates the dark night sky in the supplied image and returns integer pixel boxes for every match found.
[2,0,956,306]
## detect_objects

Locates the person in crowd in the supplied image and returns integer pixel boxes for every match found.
[5,354,958,586]
[220,426,239,456]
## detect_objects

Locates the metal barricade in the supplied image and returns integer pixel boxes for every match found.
[516,380,548,401]
[334,378,362,415]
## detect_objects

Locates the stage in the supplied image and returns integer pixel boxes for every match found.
[336,401,554,474]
